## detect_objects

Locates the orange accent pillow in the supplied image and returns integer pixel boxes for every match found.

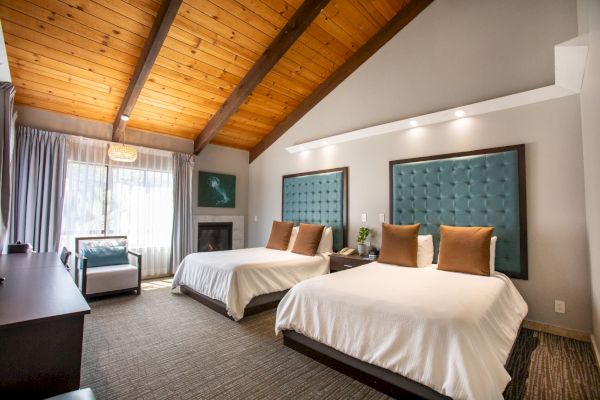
[292,223,325,256]
[378,223,420,267]
[265,221,294,250]
[438,225,494,276]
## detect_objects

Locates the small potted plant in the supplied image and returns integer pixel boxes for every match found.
[357,227,370,256]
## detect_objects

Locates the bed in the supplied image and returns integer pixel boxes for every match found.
[277,146,529,399]
[173,167,348,320]
[276,262,528,400]
[172,247,329,320]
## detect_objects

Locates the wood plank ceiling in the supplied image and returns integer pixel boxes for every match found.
[0,0,426,155]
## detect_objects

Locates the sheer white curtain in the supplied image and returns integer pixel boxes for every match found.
[61,162,107,245]
[107,149,173,278]
[60,136,174,278]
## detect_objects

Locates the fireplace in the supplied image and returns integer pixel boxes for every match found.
[197,222,233,252]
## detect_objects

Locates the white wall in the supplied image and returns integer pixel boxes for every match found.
[193,144,249,245]
[280,0,577,145]
[579,0,600,346]
[249,0,592,332]
[193,144,249,217]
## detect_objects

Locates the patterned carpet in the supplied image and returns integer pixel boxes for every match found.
[504,329,600,400]
[81,282,600,400]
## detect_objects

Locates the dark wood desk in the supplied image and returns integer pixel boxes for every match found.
[0,253,91,399]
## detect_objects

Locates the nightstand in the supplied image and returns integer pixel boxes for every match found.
[329,253,374,272]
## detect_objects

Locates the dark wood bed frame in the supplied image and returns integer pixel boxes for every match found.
[283,325,522,400]
[283,330,450,400]
[181,285,288,320]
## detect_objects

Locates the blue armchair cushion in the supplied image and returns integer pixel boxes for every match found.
[80,246,129,268]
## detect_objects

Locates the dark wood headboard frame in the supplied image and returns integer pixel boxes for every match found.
[282,167,349,249]
[388,144,528,279]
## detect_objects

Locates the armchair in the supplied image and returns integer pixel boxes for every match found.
[74,236,142,299]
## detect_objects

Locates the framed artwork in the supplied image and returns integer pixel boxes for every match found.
[198,171,236,208]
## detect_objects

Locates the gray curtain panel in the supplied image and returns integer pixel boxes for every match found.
[0,82,15,249]
[9,126,68,252]
[171,152,196,273]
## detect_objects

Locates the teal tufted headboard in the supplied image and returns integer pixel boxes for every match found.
[282,167,348,251]
[389,145,528,279]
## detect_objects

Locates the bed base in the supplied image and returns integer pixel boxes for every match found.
[283,324,523,400]
[283,330,451,400]
[180,285,288,320]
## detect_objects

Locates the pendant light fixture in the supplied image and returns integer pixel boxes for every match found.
[108,115,138,162]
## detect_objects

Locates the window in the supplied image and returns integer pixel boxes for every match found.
[61,161,173,278]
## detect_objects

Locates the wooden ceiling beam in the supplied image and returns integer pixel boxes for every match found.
[193,0,332,154]
[112,0,182,143]
[249,0,434,162]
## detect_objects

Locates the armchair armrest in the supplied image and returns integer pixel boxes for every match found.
[73,253,88,294]
[128,250,142,295]
[74,253,88,269]
[128,250,142,267]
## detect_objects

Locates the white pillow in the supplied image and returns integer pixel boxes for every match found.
[316,227,333,254]
[286,226,299,251]
[490,236,497,272]
[286,226,333,254]
[417,235,434,267]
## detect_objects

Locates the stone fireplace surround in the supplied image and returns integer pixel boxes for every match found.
[193,215,244,252]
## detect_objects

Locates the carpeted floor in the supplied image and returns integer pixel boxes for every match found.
[81,282,600,400]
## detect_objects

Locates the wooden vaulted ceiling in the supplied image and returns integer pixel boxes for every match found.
[0,0,431,159]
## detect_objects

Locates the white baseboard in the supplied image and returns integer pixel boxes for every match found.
[523,320,591,342]
[591,334,600,371]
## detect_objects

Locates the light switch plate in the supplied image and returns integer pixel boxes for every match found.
[379,213,385,223]
[253,215,258,222]
[555,300,566,314]
[361,213,367,222]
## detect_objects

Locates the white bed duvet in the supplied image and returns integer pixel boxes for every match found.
[172,247,329,320]
[275,262,528,400]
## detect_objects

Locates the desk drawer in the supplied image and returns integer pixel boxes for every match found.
[329,255,372,272]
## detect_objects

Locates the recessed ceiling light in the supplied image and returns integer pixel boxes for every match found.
[409,120,418,127]
[120,115,130,121]
[454,110,466,118]
[299,146,305,151]
[322,141,329,145]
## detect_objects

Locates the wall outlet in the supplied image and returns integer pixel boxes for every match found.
[379,213,385,223]
[555,300,566,314]
[361,213,367,222]
[253,215,258,222]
